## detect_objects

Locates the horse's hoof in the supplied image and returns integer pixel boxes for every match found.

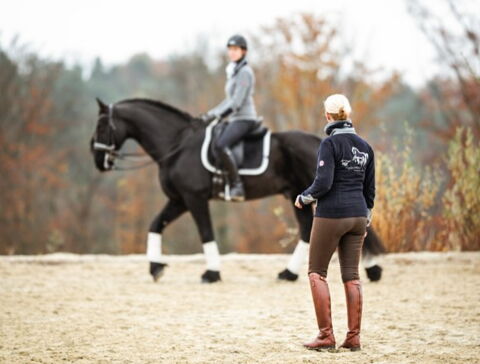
[150,262,168,282]
[201,270,221,283]
[277,268,299,282]
[365,264,382,282]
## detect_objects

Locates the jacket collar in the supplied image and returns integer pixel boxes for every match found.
[226,57,248,79]
[324,120,356,136]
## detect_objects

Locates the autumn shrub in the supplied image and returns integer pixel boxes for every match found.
[442,127,480,250]
[374,127,441,251]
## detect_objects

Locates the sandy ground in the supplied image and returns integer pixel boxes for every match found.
[0,252,479,364]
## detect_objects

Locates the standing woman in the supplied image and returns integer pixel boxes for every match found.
[201,34,259,202]
[295,94,375,351]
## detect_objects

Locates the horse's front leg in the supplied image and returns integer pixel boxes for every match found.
[147,199,187,282]
[182,192,221,283]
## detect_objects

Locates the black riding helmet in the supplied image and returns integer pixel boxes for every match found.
[227,34,248,50]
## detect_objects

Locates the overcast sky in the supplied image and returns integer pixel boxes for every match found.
[0,0,451,86]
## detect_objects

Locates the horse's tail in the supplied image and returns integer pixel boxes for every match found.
[364,226,387,255]
[274,130,322,193]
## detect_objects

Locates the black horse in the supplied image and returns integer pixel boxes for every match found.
[90,98,385,283]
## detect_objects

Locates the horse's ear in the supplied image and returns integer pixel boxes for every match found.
[96,97,108,114]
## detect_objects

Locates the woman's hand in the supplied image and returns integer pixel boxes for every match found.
[295,195,303,209]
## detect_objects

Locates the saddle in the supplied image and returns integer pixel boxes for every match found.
[200,118,272,200]
[210,120,268,167]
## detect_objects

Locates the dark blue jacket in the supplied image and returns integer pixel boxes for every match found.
[301,130,375,218]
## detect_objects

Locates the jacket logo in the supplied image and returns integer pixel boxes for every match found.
[341,147,369,170]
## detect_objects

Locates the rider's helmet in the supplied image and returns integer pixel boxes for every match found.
[227,34,248,50]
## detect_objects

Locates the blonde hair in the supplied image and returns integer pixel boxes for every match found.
[327,109,348,120]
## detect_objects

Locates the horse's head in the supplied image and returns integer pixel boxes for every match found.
[90,98,129,172]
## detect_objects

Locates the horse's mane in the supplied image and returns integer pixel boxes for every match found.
[120,98,194,121]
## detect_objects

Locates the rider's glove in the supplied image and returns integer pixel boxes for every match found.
[198,113,216,124]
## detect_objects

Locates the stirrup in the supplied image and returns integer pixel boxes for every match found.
[219,182,245,202]
[220,183,232,201]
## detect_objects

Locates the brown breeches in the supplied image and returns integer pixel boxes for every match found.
[308,216,367,282]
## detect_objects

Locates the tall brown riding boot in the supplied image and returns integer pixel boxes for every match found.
[340,279,362,351]
[303,273,336,350]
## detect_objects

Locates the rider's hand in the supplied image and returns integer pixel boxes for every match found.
[198,113,216,123]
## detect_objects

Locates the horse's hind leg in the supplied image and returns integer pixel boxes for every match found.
[362,227,385,282]
[148,199,187,282]
[278,197,313,282]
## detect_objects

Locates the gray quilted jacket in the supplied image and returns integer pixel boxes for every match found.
[208,58,257,122]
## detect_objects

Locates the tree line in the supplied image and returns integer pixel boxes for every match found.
[0,5,478,254]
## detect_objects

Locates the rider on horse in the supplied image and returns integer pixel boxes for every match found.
[200,34,259,202]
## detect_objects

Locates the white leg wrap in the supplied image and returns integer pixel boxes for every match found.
[146,232,165,263]
[286,240,310,274]
[202,241,221,271]
[362,251,378,269]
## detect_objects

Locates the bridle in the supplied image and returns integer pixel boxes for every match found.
[92,104,117,153]
[92,104,155,171]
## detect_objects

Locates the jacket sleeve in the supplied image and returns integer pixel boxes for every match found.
[301,138,335,202]
[363,147,375,209]
[208,99,231,118]
[208,69,252,117]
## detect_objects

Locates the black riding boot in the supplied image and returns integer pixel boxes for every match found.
[219,147,245,202]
